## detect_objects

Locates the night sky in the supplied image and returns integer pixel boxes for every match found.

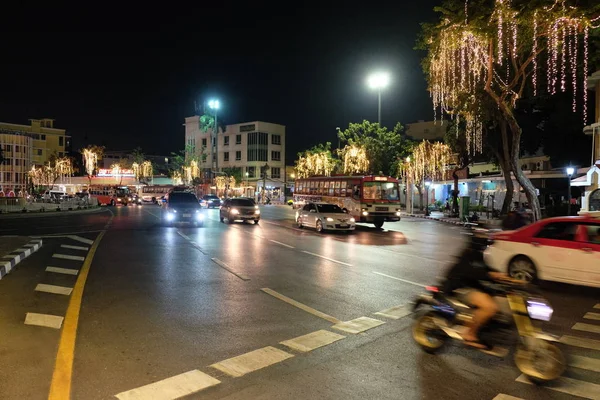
[0,3,440,162]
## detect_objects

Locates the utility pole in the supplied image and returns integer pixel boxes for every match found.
[261,163,269,204]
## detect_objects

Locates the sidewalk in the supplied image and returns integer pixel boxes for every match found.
[0,206,105,219]
[402,211,502,228]
[0,236,43,280]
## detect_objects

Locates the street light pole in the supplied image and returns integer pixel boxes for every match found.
[566,166,574,216]
[378,88,382,126]
[208,99,220,182]
[367,72,389,126]
[425,179,432,216]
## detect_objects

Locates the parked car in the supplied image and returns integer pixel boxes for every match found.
[162,192,205,226]
[201,194,222,209]
[296,202,356,233]
[484,215,600,287]
[220,197,260,224]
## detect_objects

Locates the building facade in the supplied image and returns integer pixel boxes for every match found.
[184,117,286,199]
[405,120,446,141]
[0,119,69,195]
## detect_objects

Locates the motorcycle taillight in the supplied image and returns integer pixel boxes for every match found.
[425,286,439,293]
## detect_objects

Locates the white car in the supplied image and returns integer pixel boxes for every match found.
[296,202,356,233]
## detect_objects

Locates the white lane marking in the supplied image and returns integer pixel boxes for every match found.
[24,312,64,329]
[372,271,426,288]
[52,254,85,261]
[492,395,524,400]
[35,283,73,296]
[46,266,79,275]
[211,258,250,281]
[210,346,293,378]
[516,374,600,399]
[584,312,600,321]
[261,288,341,324]
[570,355,600,373]
[573,322,600,334]
[60,244,89,251]
[115,370,221,400]
[332,316,385,334]
[560,335,600,350]
[144,208,162,220]
[280,330,345,352]
[68,235,94,245]
[176,231,192,241]
[270,240,294,249]
[301,251,352,267]
[595,304,600,309]
[374,304,413,320]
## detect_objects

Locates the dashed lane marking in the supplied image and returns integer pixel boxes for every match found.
[68,235,94,245]
[210,346,294,378]
[115,370,221,400]
[261,288,342,324]
[584,312,600,321]
[374,304,413,320]
[560,335,600,351]
[301,251,352,267]
[570,355,600,373]
[270,239,294,249]
[211,258,250,281]
[176,231,192,241]
[46,266,79,276]
[280,329,345,352]
[24,312,64,329]
[372,271,426,288]
[35,283,73,296]
[60,244,89,251]
[573,322,600,334]
[516,374,600,399]
[492,395,524,400]
[52,254,85,262]
[332,316,385,334]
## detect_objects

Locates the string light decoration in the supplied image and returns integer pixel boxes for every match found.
[110,163,122,183]
[400,141,453,189]
[215,176,236,190]
[82,148,99,177]
[29,158,73,187]
[342,145,369,174]
[295,152,335,178]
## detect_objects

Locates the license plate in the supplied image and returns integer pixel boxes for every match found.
[339,224,348,228]
[375,207,388,211]
[183,213,191,217]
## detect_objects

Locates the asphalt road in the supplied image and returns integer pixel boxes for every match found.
[1,205,599,400]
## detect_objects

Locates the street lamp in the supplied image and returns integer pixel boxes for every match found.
[367,72,390,126]
[208,99,220,179]
[566,166,575,216]
[425,179,432,216]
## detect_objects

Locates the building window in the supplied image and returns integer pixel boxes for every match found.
[224,152,229,162]
[236,134,242,144]
[271,151,281,161]
[15,146,20,153]
[202,138,207,147]
[272,134,281,145]
[235,151,241,161]
[247,132,268,162]
[247,166,256,178]
[4,145,11,152]
[224,136,229,146]
[37,149,42,156]
[59,136,64,147]
[271,167,281,179]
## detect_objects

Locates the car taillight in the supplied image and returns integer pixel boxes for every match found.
[425,286,439,292]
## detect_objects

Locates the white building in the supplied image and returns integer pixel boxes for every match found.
[184,117,286,199]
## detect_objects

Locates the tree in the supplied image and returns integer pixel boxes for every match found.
[295,142,338,178]
[338,121,413,176]
[222,167,243,184]
[340,145,370,174]
[29,154,74,190]
[419,0,600,221]
[81,145,104,186]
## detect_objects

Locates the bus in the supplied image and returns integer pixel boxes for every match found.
[87,186,131,206]
[139,185,174,203]
[293,175,401,228]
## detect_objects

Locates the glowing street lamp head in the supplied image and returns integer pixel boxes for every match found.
[208,99,220,110]
[566,166,575,176]
[368,72,390,89]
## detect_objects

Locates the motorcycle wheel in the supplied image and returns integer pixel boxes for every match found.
[514,341,566,384]
[412,312,449,354]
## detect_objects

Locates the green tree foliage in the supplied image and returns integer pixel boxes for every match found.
[295,142,339,178]
[222,167,243,183]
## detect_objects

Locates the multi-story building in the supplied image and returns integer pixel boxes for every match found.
[0,119,69,195]
[405,120,446,141]
[184,117,286,198]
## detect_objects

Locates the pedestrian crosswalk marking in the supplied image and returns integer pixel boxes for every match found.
[35,283,73,296]
[60,244,89,251]
[280,330,345,352]
[210,346,294,377]
[594,304,600,310]
[52,254,85,261]
[560,335,600,351]
[46,266,79,276]
[24,312,64,329]
[516,374,600,400]
[492,395,524,400]
[570,355,600,373]
[332,316,385,334]
[115,370,220,400]
[374,304,412,320]
[585,312,600,321]
[573,322,600,334]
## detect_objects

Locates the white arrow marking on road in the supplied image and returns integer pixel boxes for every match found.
[372,271,426,288]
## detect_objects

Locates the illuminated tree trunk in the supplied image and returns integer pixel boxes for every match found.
[451,169,460,216]
[497,121,514,216]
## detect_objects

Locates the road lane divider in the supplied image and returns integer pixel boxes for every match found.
[48,231,105,400]
[176,231,192,241]
[115,370,221,400]
[270,240,294,249]
[52,254,85,262]
[60,244,89,251]
[374,304,413,320]
[210,346,294,378]
[372,271,426,288]
[280,330,345,352]
[46,266,79,276]
[211,258,250,281]
[35,283,73,296]
[516,374,600,399]
[331,316,385,334]
[25,312,64,329]
[301,251,352,267]
[261,288,342,324]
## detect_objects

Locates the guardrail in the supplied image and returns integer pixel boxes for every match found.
[0,197,99,214]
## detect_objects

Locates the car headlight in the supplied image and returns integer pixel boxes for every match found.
[255,205,259,209]
[362,211,368,216]
[255,210,260,215]
[350,217,355,222]
[231,208,239,215]
[395,211,401,216]
[166,213,175,221]
[171,209,177,213]
[326,217,334,222]
[196,213,204,220]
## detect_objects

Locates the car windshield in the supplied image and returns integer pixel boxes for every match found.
[205,195,219,200]
[116,188,129,196]
[230,198,255,207]
[169,194,199,205]
[363,182,400,201]
[316,204,343,213]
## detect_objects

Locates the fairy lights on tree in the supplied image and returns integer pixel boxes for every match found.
[341,145,369,175]
[295,143,337,178]
[28,157,73,189]
[401,141,453,186]
[81,145,104,185]
[132,160,153,183]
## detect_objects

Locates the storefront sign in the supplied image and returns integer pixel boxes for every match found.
[97,168,135,178]
[240,124,255,132]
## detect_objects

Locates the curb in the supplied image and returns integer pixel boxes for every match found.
[402,213,465,226]
[0,207,105,219]
[0,239,43,280]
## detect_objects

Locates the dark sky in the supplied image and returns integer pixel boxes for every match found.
[0,3,440,162]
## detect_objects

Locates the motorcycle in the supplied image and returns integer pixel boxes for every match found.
[412,281,566,384]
